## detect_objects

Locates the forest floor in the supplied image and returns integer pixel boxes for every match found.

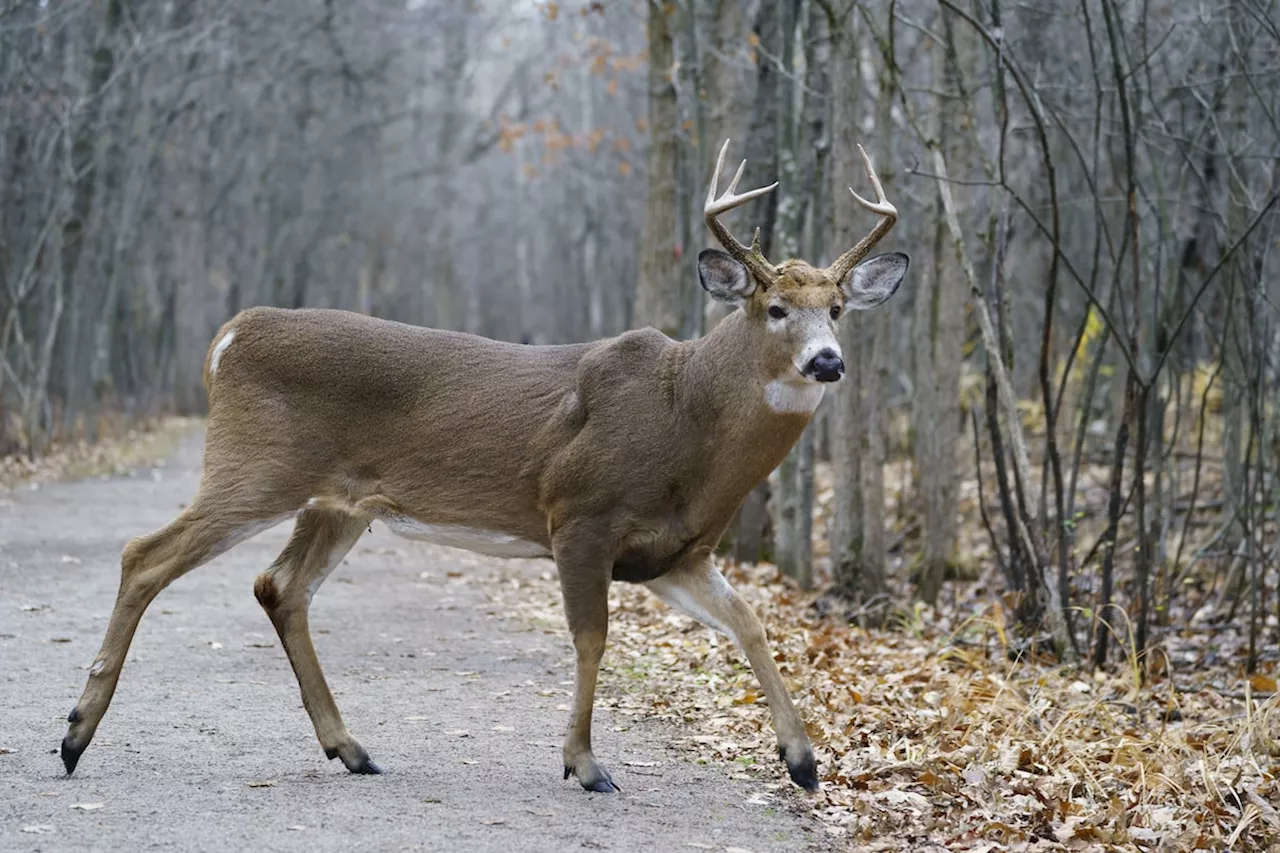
[1,424,1278,851]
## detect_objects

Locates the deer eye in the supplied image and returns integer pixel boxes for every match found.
[768,305,788,320]
[830,305,842,320]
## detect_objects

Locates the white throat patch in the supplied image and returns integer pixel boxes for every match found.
[764,378,825,414]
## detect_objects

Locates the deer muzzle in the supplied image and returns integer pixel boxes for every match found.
[806,348,845,383]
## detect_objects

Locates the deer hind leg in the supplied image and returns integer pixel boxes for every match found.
[553,526,619,793]
[252,508,377,774]
[62,499,294,774]
[645,563,820,791]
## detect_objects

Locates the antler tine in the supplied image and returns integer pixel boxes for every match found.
[825,144,899,284]
[704,139,779,287]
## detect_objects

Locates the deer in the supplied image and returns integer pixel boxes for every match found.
[60,140,906,794]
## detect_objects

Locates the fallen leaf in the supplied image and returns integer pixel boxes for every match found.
[69,803,103,811]
[21,825,55,834]
[1248,673,1277,692]
[246,779,278,788]
[479,818,506,825]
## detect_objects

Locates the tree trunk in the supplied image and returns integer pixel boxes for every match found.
[914,9,966,604]
[827,14,886,615]
[635,0,681,336]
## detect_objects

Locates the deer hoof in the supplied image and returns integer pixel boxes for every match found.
[583,777,621,793]
[326,742,382,774]
[781,745,820,792]
[564,758,620,793]
[61,733,87,775]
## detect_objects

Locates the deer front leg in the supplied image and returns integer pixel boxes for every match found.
[646,563,819,791]
[552,525,619,793]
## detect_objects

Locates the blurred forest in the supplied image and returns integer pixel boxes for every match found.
[2,0,1278,674]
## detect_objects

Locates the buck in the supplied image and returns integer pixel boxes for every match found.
[61,140,907,794]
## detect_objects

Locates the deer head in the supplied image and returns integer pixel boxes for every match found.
[699,139,909,385]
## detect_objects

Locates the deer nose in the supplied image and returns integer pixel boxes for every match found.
[808,348,844,382]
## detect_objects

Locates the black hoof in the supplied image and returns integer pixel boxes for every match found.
[782,748,820,792]
[583,777,621,793]
[350,757,382,775]
[565,763,620,792]
[325,744,382,774]
[61,735,86,776]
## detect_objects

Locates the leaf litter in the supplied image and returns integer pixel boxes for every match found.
[488,561,1279,852]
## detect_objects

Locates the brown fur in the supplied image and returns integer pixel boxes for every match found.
[61,301,836,791]
[200,306,814,574]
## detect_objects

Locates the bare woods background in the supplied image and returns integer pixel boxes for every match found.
[2,0,1278,665]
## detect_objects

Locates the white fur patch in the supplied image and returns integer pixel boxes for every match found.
[792,328,841,376]
[209,330,235,376]
[214,513,294,556]
[307,540,355,603]
[646,570,736,638]
[382,515,550,558]
[764,379,825,414]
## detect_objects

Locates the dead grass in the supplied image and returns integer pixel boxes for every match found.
[490,561,1280,852]
[0,416,201,491]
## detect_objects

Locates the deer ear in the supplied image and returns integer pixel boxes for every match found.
[698,249,755,304]
[840,252,909,310]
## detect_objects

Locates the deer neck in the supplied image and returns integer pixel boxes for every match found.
[669,309,819,486]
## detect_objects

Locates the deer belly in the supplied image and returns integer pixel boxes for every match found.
[381,514,551,558]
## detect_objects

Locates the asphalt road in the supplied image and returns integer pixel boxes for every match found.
[0,431,819,852]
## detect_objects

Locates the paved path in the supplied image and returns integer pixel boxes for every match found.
[0,431,818,852]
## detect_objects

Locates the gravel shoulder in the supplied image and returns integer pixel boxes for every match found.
[0,430,819,853]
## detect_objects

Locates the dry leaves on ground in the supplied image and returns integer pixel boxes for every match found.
[0,417,199,490]
[489,562,1279,853]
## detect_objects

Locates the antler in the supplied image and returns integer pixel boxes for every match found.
[704,139,779,288]
[824,144,898,284]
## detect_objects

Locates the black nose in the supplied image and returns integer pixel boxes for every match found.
[809,348,844,382]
